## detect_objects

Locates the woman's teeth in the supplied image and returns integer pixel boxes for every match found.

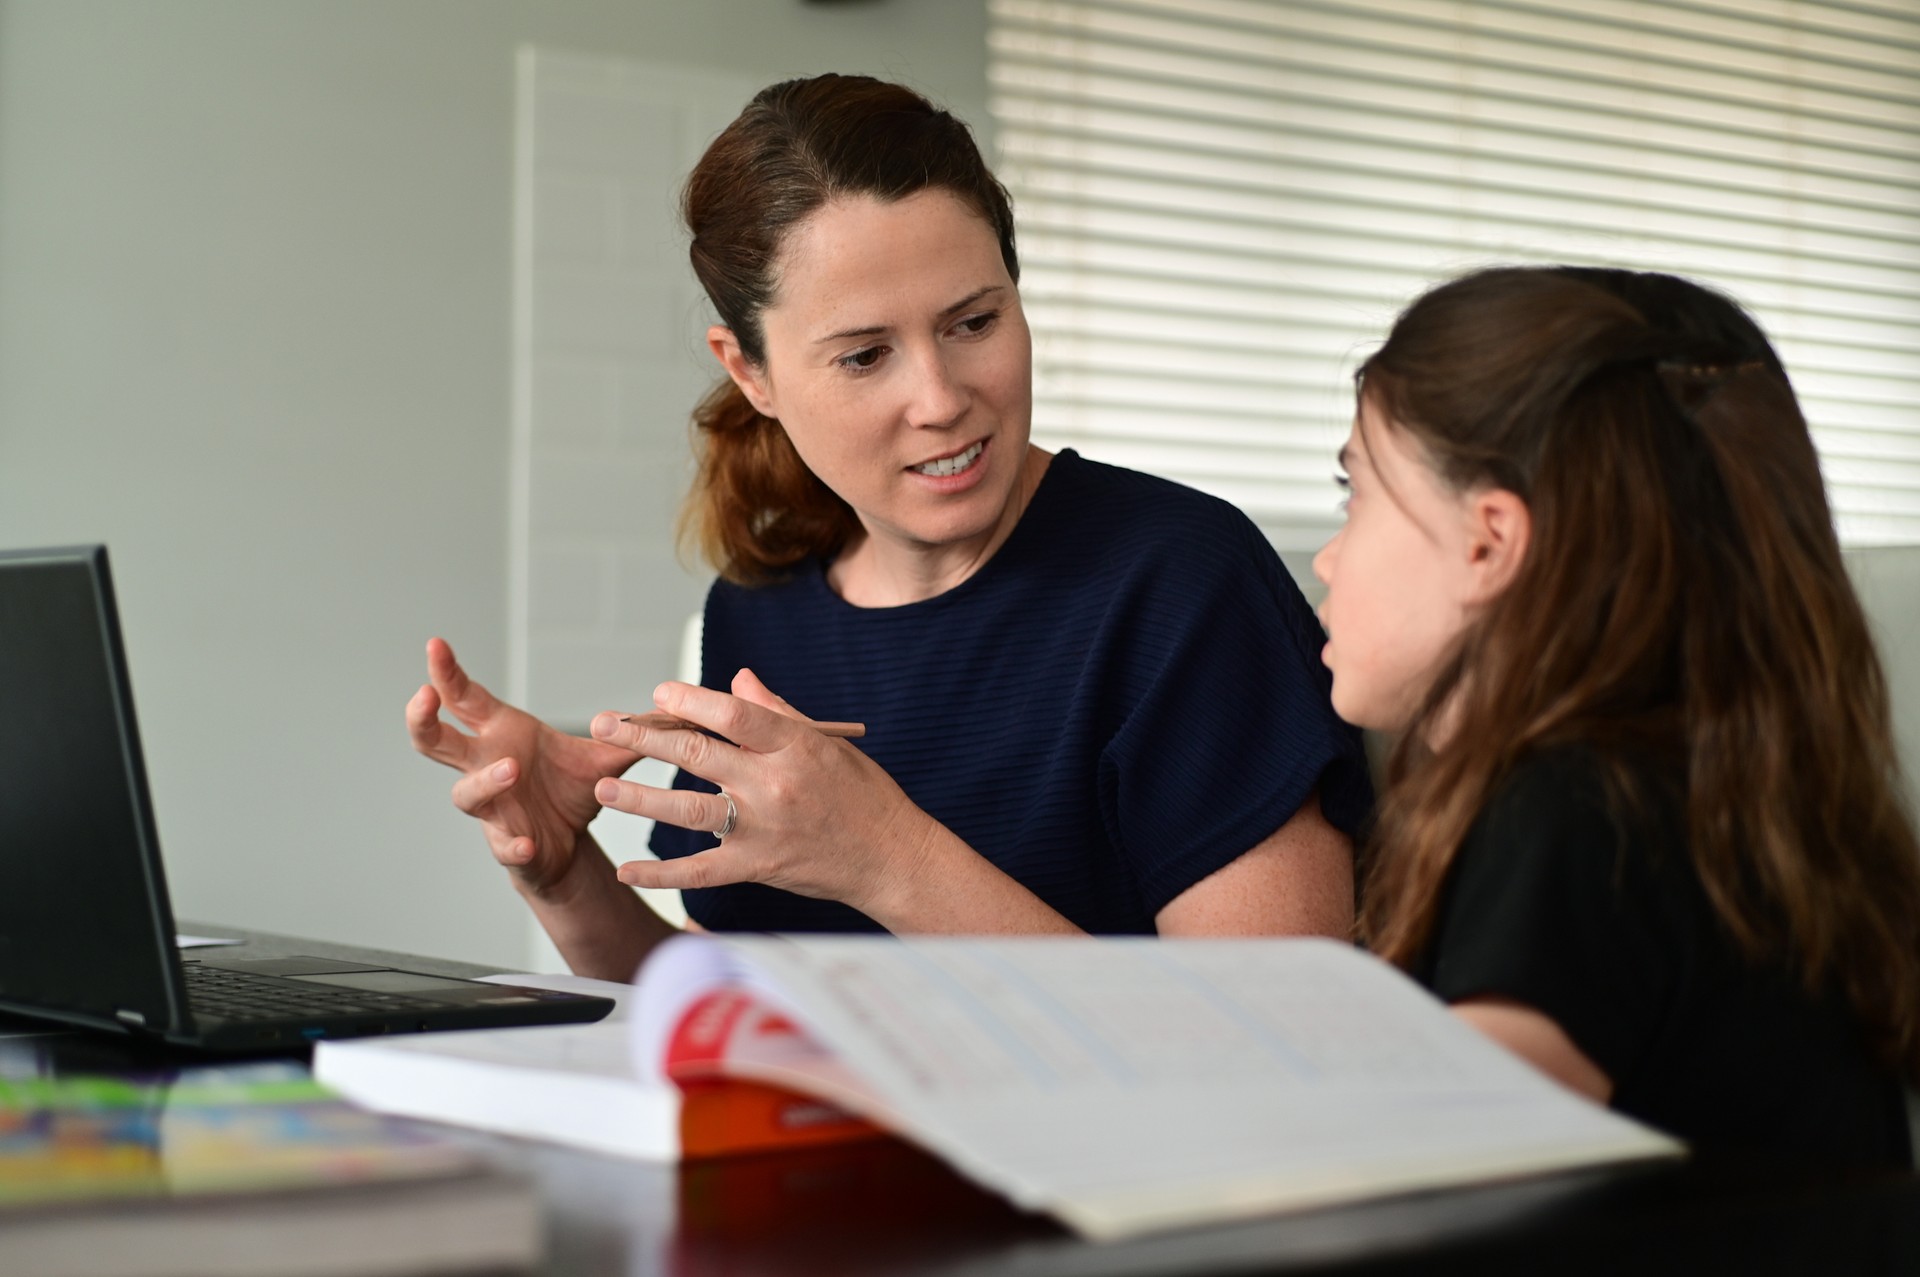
[913,441,985,477]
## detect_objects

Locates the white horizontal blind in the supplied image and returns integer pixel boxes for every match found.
[988,0,1920,548]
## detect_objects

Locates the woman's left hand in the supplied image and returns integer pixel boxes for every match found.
[589,669,940,913]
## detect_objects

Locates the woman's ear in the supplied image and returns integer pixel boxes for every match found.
[1464,488,1531,604]
[707,325,778,418]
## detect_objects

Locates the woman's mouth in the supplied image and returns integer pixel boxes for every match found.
[911,440,986,478]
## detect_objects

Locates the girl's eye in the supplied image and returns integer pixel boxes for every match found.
[836,346,886,373]
[952,311,998,338]
[1334,472,1352,513]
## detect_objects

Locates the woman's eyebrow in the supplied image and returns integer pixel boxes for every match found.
[939,284,1005,319]
[813,321,888,346]
[811,284,1006,346]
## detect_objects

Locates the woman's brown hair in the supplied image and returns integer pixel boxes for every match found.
[679,74,1019,584]
[1355,266,1920,1079]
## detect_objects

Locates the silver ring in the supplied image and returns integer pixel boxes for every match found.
[714,792,737,841]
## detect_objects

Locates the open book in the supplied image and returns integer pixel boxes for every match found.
[631,934,1681,1240]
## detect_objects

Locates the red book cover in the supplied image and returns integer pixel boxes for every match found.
[663,989,886,1160]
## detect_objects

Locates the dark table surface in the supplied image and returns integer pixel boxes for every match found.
[5,923,1918,1276]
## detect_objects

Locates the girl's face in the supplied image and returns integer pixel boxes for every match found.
[712,188,1033,558]
[1312,400,1505,733]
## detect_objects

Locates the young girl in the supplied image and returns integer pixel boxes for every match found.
[1315,265,1920,1164]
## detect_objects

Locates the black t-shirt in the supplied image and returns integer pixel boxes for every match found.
[1410,750,1910,1166]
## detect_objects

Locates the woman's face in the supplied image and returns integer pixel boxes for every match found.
[715,188,1033,556]
[1311,400,1489,733]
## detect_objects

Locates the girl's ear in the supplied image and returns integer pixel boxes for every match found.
[1464,487,1531,605]
[708,325,778,418]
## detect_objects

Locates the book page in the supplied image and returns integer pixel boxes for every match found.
[649,936,1680,1238]
[714,937,1539,1097]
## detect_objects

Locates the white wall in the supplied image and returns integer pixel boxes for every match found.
[0,0,987,970]
[514,51,757,732]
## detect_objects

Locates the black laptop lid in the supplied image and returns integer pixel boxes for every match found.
[0,545,187,1035]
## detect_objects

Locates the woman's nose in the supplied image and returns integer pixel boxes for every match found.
[908,348,968,428]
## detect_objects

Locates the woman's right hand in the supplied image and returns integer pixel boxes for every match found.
[405,637,641,898]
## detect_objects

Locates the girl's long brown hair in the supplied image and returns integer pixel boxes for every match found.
[679,75,1019,584]
[1356,267,1920,1080]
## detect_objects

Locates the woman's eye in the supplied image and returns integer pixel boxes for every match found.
[952,311,998,338]
[1333,472,1352,513]
[836,346,885,373]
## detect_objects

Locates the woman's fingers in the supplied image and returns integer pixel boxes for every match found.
[600,709,700,739]
[586,681,822,774]
[653,681,801,753]
[593,775,731,834]
[426,636,503,732]
[453,760,539,866]
[486,829,539,870]
[407,683,475,769]
[589,709,745,786]
[451,757,520,817]
[730,667,809,722]
[616,851,743,893]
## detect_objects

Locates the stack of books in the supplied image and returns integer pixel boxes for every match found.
[0,1060,539,1277]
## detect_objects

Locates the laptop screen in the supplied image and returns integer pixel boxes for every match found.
[0,546,185,1035]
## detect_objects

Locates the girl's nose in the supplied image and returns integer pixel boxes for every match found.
[1312,530,1340,586]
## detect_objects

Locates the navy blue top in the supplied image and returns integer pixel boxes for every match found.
[651,450,1372,934]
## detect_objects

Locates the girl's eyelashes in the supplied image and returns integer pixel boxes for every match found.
[1334,471,1352,513]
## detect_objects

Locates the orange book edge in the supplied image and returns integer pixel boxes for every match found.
[664,989,889,1160]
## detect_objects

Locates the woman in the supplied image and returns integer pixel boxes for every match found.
[409,75,1371,979]
[1316,265,1920,1162]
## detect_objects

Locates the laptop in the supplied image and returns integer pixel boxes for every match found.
[0,544,614,1052]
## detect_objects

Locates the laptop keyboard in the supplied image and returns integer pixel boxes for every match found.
[183,964,444,1022]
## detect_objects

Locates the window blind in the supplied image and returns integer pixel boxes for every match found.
[987,0,1920,548]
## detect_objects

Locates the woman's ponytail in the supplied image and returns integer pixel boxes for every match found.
[680,379,858,585]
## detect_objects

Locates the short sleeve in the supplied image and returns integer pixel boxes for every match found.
[1099,513,1372,917]
[1421,755,1679,1083]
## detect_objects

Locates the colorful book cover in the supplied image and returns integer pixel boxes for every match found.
[0,1061,486,1209]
